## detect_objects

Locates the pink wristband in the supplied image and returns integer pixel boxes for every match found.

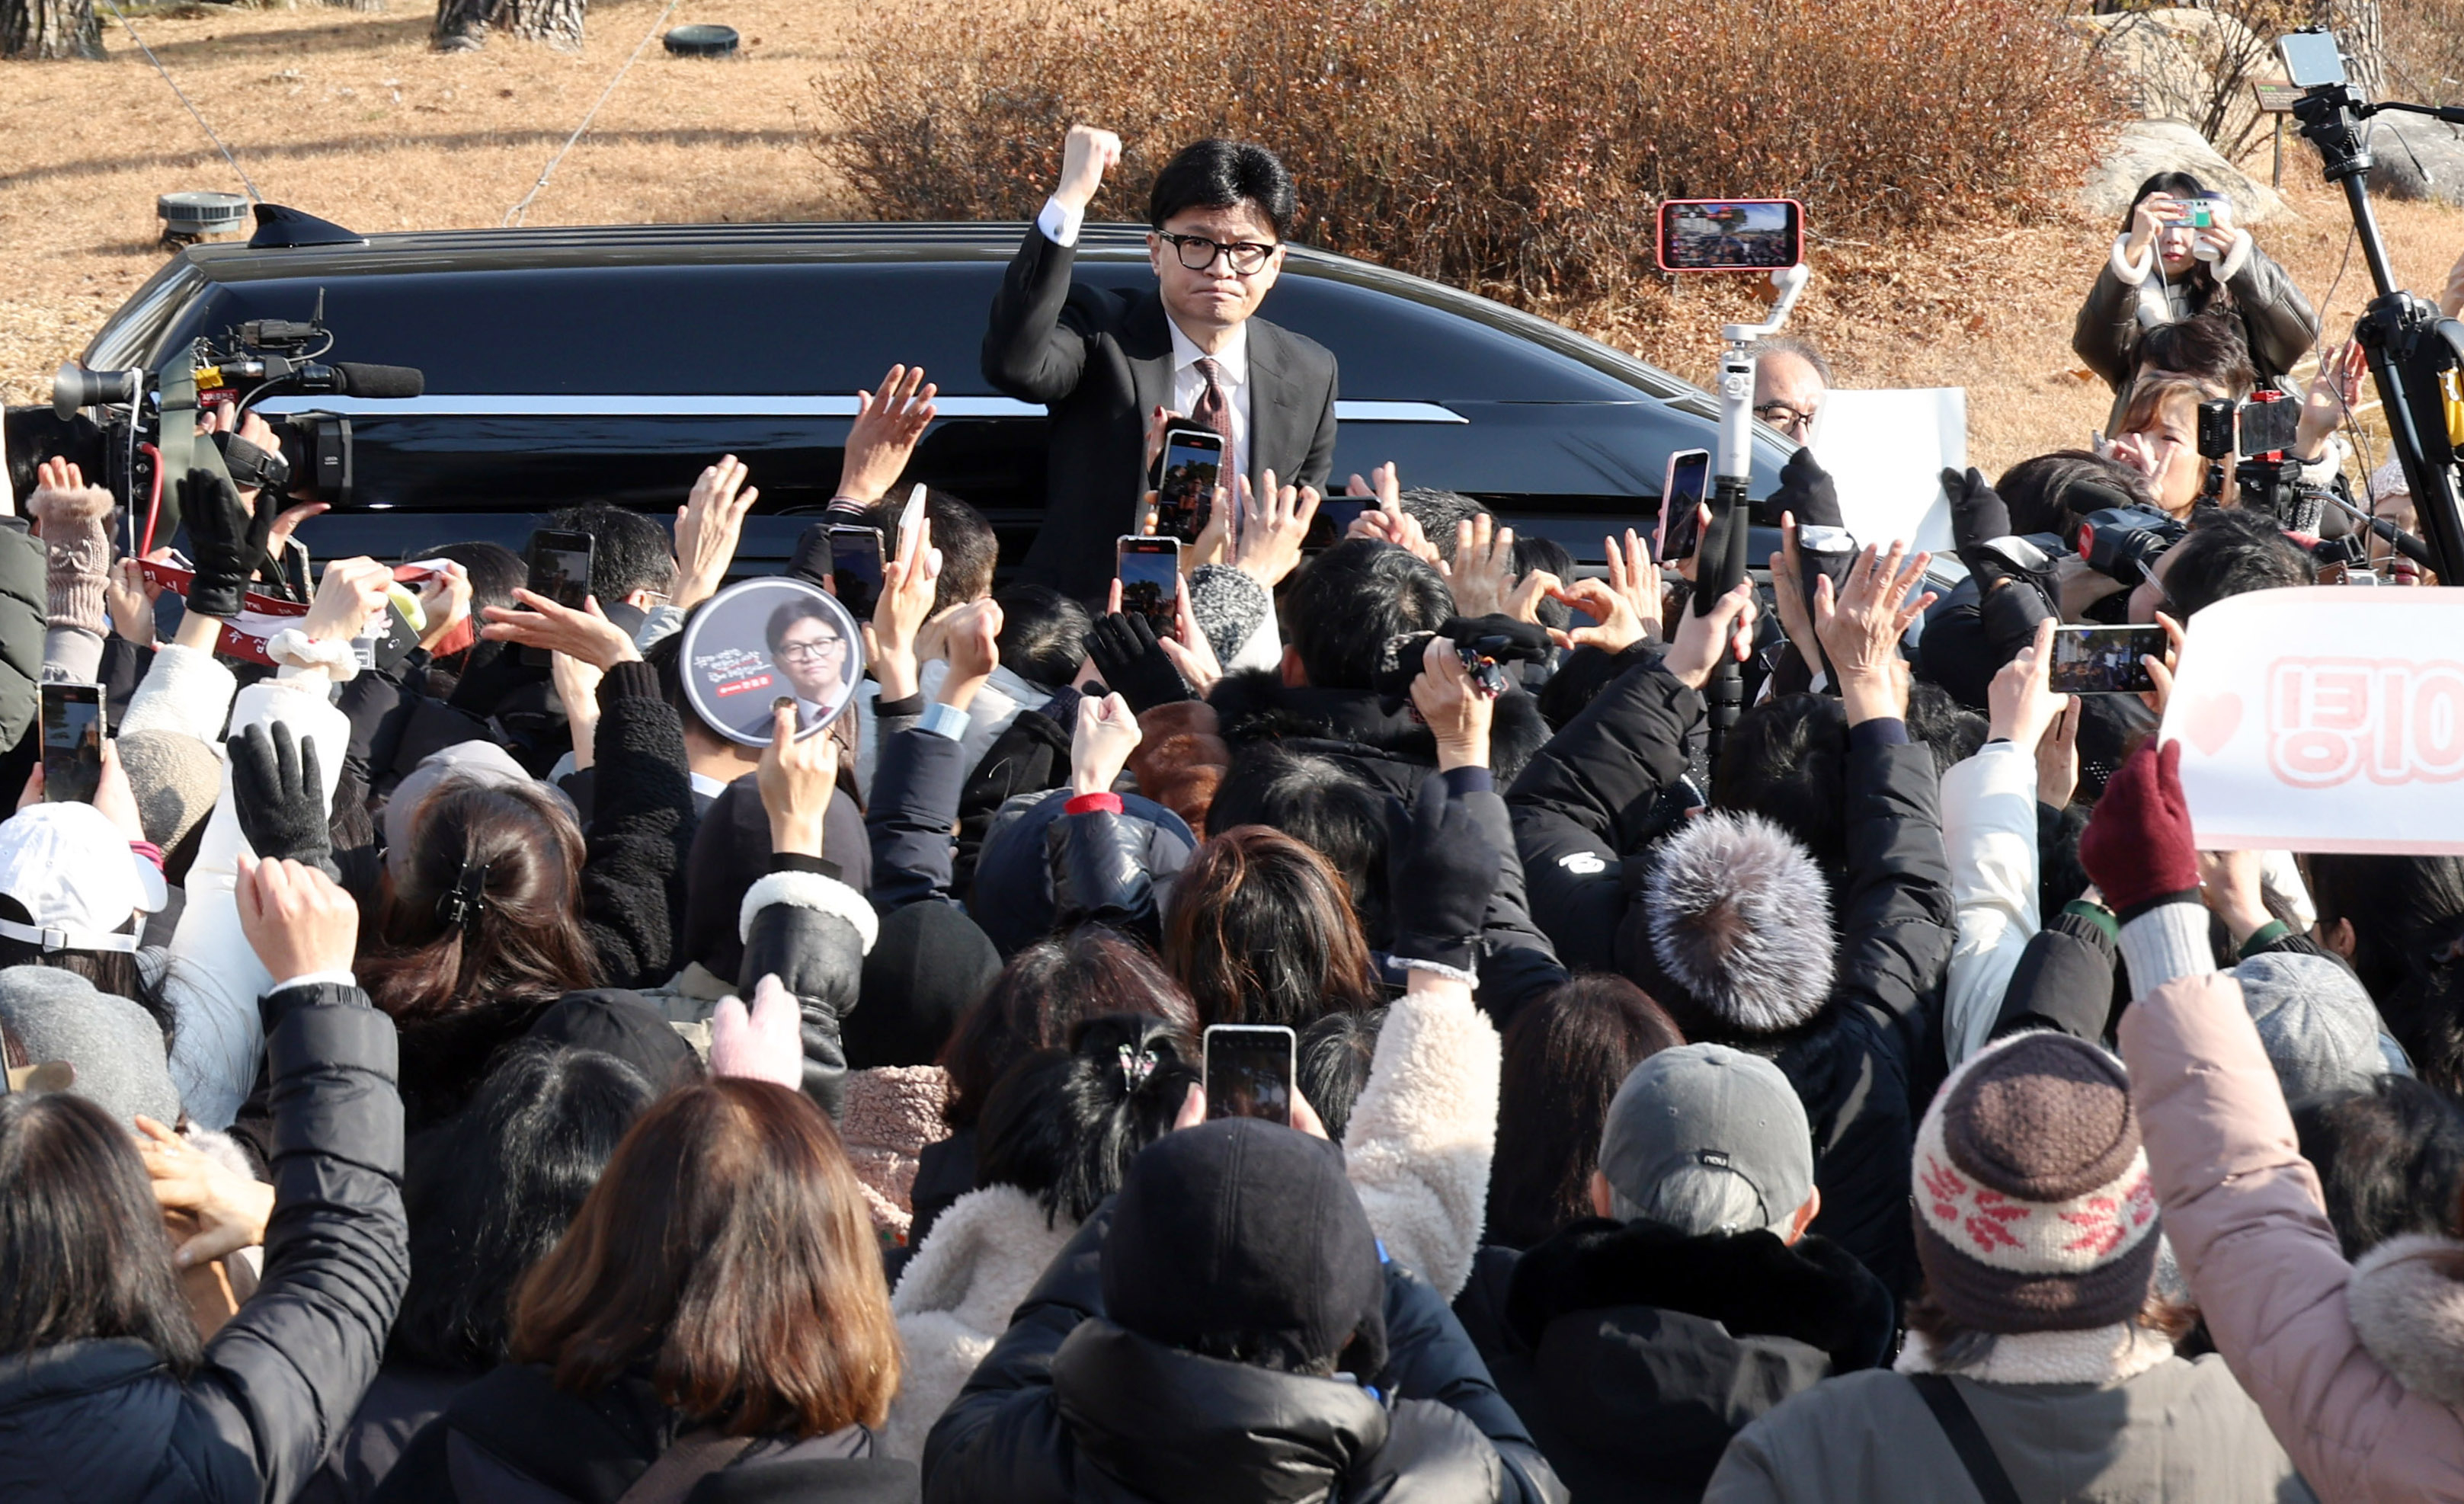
[1065,792,1124,816]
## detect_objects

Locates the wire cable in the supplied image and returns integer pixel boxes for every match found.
[502,0,685,228]
[96,0,262,203]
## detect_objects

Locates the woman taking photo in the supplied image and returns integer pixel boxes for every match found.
[2075,171,2318,432]
[374,1077,914,1502]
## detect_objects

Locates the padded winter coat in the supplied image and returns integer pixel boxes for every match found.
[2073,231,2319,427]
[0,980,408,1502]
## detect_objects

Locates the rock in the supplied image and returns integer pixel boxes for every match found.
[2081,120,2293,226]
[2364,115,2464,205]
[2072,7,2290,152]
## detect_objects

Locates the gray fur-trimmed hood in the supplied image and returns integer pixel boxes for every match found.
[1641,811,1835,1035]
[2349,1232,2464,1405]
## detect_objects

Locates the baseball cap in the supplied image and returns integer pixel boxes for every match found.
[1598,1042,1814,1237]
[0,802,168,954]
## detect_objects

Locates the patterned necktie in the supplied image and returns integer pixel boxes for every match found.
[1191,357,1235,451]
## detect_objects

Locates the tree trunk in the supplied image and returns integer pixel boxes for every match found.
[433,0,581,50]
[2331,0,2389,98]
[1,0,102,60]
[324,0,389,11]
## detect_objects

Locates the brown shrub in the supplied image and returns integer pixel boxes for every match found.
[820,0,2116,309]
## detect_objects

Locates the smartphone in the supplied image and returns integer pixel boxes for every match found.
[2238,395,2303,458]
[40,683,103,806]
[1655,448,1712,563]
[1204,1024,1297,1126]
[1116,536,1181,638]
[2280,30,2345,88]
[1151,427,1224,543]
[526,529,594,610]
[1306,494,1371,551]
[2049,624,2169,696]
[1656,199,1804,273]
[828,526,886,620]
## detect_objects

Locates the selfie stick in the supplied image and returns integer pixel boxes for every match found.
[2288,35,2464,583]
[1695,263,1813,755]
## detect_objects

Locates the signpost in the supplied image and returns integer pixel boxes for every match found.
[2254,82,2306,188]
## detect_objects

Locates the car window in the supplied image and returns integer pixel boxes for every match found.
[156,256,1656,405]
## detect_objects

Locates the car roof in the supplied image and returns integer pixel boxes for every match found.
[99,220,1710,410]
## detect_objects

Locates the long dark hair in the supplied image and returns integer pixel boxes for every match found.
[393,1042,658,1374]
[513,1080,900,1438]
[939,926,1195,1131]
[1163,825,1383,1030]
[973,1015,1200,1227]
[2306,854,2464,1001]
[2293,1076,2464,1261]
[0,1091,201,1374]
[0,897,176,1048]
[2121,169,2223,301]
[1486,974,1685,1250]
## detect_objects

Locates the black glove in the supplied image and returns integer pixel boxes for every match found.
[1944,465,2060,611]
[1084,612,1192,713]
[230,722,336,879]
[1759,446,1843,530]
[1384,774,1503,979]
[181,465,276,620]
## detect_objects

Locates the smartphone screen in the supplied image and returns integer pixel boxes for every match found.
[2238,396,2303,458]
[1153,429,1224,543]
[2049,625,2168,696]
[1116,536,1181,638]
[1656,449,1712,563]
[828,526,886,620]
[1306,494,1371,551]
[41,683,103,805]
[1656,199,1804,273]
[526,529,595,610]
[1204,1024,1296,1126]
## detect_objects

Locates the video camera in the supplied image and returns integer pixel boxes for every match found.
[50,292,423,551]
[2193,392,2322,531]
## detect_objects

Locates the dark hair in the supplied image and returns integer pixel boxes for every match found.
[2119,373,2225,440]
[0,1090,201,1375]
[1164,826,1384,1030]
[763,595,847,657]
[2307,854,2464,1001]
[1904,1283,2194,1371]
[0,898,173,1047]
[994,583,1090,688]
[1513,534,1576,632]
[857,491,997,616]
[1994,450,2158,537]
[1299,1006,1387,1144]
[5,408,108,501]
[2386,967,2464,1103]
[421,540,526,619]
[1905,682,1988,780]
[1486,975,1685,1250]
[973,1015,1199,1227]
[2133,309,2257,397]
[1394,489,1491,566]
[1282,538,1451,690]
[1148,138,1298,240]
[940,926,1197,1131]
[2120,171,2223,299]
[360,779,603,1106]
[1207,747,1392,946]
[1745,334,1832,386]
[2159,507,2315,620]
[513,1080,900,1438]
[1714,693,1850,878]
[2293,1076,2464,1260]
[393,1042,658,1374]
[541,502,674,602]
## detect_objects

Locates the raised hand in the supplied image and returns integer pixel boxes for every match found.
[1813,542,1935,725]
[674,454,760,609]
[235,855,360,984]
[757,698,840,859]
[838,367,937,505]
[1070,691,1143,797]
[1055,124,1123,213]
[480,588,642,670]
[229,722,334,876]
[1550,529,1661,653]
[871,512,941,702]
[1410,636,1493,772]
[1986,617,2069,754]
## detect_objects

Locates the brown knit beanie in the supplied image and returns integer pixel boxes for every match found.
[1912,1031,2159,1335]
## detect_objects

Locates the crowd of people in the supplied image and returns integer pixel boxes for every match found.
[0,126,2460,1504]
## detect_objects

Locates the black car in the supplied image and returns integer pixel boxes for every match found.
[65,215,1791,572]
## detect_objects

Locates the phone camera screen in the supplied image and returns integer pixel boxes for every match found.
[1658,200,1802,272]
[830,530,885,619]
[1118,545,1180,637]
[2049,627,2165,696]
[1660,451,1712,562]
[1157,437,1222,542]
[1205,1029,1294,1125]
[42,692,102,806]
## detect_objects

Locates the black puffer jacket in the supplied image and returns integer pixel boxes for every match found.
[578,661,696,990]
[923,1205,1566,1504]
[2072,234,2318,412]
[1210,670,1551,798]
[374,1364,916,1503]
[0,979,407,1502]
[0,520,43,753]
[1459,1221,1893,1504]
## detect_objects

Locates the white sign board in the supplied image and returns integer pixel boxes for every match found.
[1803,388,1966,554]
[2161,587,2464,854]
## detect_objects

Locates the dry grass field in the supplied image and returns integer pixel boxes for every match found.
[2,0,2459,480]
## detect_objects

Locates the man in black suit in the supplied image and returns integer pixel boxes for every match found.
[983,125,1340,602]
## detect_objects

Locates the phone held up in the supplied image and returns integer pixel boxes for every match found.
[828,526,888,620]
[1116,536,1182,638]
[1655,448,1711,564]
[1204,1024,1296,1127]
[1151,427,1224,544]
[2049,624,2168,696]
[523,528,597,666]
[1656,199,1803,274]
[41,683,104,806]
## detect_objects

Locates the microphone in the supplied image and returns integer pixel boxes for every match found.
[325,362,425,398]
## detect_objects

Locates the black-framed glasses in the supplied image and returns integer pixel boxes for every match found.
[776,638,846,665]
[1754,401,1816,433]
[1158,231,1278,276]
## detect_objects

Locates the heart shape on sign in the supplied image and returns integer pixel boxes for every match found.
[2184,692,2242,757]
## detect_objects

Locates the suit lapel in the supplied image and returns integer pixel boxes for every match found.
[1123,293,1176,422]
[1245,318,1303,493]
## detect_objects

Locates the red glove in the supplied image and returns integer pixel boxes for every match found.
[2078,738,2199,918]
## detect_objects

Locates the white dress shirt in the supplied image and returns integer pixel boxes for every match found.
[1042,195,1256,486]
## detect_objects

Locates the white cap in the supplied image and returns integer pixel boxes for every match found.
[0,803,167,953]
